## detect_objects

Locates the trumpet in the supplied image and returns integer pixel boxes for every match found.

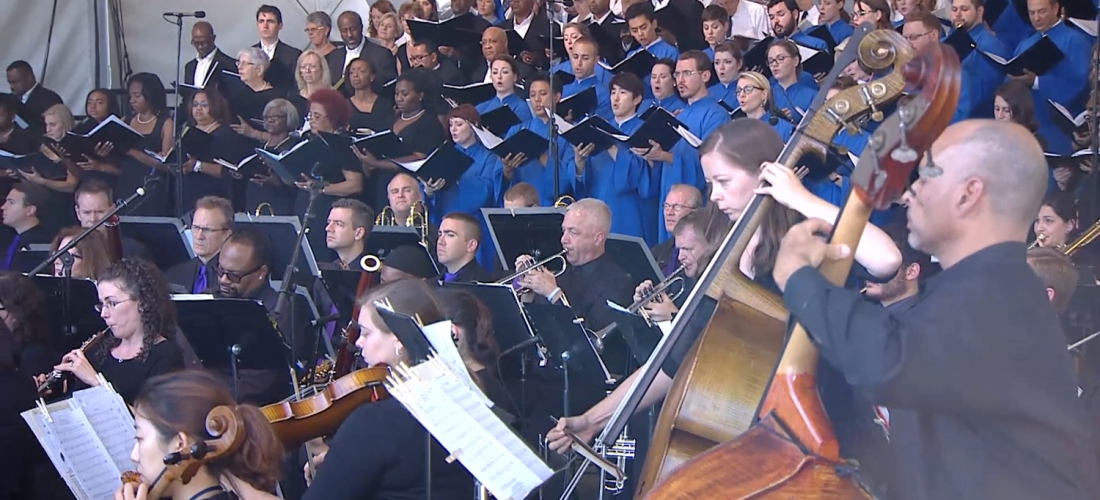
[554,195,575,208]
[1064,219,1100,257]
[38,328,110,395]
[631,264,687,317]
[496,250,568,295]
[376,206,397,226]
[254,202,274,216]
[1028,233,1047,249]
[360,254,382,272]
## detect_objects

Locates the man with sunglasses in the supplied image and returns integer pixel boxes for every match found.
[214,228,309,405]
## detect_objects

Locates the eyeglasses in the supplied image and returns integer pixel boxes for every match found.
[905,30,936,41]
[735,85,761,95]
[304,27,327,34]
[190,225,230,235]
[263,113,288,121]
[672,70,700,78]
[215,264,263,284]
[767,55,790,67]
[663,203,697,212]
[95,298,134,313]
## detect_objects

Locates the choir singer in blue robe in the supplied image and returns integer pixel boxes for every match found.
[632,51,731,243]
[551,23,613,88]
[768,40,818,123]
[562,37,614,120]
[423,104,503,267]
[1008,0,1091,154]
[946,2,1011,122]
[475,55,533,123]
[572,73,658,244]
[624,2,680,98]
[708,42,744,106]
[638,59,687,115]
[502,73,581,206]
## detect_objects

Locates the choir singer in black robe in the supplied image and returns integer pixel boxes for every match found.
[772,119,1097,499]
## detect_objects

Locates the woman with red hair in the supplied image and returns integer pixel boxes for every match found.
[291,87,364,253]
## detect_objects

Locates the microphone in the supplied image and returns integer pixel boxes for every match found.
[164,11,206,18]
[311,313,341,327]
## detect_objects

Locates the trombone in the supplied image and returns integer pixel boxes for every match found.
[554,195,575,208]
[1028,233,1048,249]
[375,201,430,245]
[254,202,274,216]
[496,250,568,296]
[1064,219,1100,257]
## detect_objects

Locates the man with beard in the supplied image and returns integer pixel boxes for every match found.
[214,228,312,405]
[861,224,938,313]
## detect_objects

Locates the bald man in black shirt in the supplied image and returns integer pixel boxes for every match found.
[774,120,1097,499]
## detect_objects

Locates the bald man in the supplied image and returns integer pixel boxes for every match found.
[466,27,535,84]
[515,198,633,333]
[772,120,1097,499]
[326,11,397,94]
[184,21,237,90]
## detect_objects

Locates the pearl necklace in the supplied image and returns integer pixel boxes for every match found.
[399,109,425,121]
[134,113,156,124]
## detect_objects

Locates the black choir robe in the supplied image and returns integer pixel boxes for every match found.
[325,38,398,95]
[253,40,303,91]
[783,242,1097,499]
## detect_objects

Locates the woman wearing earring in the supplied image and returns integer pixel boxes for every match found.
[300,280,475,500]
[737,71,794,141]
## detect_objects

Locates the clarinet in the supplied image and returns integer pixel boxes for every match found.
[37,328,110,395]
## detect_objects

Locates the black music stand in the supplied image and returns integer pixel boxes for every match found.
[365,226,422,260]
[233,214,320,283]
[605,234,663,287]
[441,282,537,357]
[377,308,434,364]
[319,270,362,327]
[173,296,290,399]
[119,216,193,271]
[482,207,565,271]
[605,302,663,366]
[15,244,51,274]
[31,276,106,352]
[524,303,611,417]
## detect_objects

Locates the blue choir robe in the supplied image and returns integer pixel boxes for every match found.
[579,117,655,242]
[759,110,794,142]
[617,114,662,244]
[628,40,680,98]
[703,42,735,60]
[1014,22,1092,154]
[476,93,534,123]
[790,32,830,52]
[429,141,503,268]
[824,19,854,45]
[989,0,1035,50]
[564,73,614,120]
[637,94,687,115]
[952,23,1011,122]
[653,97,730,242]
[552,60,613,88]
[504,117,582,206]
[708,80,738,106]
[770,79,818,123]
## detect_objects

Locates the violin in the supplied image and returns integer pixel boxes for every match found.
[129,405,245,499]
[643,40,961,499]
[632,27,916,497]
[261,366,390,449]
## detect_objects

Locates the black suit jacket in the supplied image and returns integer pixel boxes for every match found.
[440,259,493,283]
[325,39,398,96]
[253,40,303,91]
[17,85,62,134]
[497,12,558,71]
[164,255,220,293]
[183,48,238,88]
[434,59,467,86]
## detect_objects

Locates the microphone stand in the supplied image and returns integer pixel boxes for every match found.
[165,12,187,218]
[274,165,324,389]
[29,187,146,277]
[58,252,75,338]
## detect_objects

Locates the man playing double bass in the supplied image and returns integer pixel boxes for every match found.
[773,120,1096,498]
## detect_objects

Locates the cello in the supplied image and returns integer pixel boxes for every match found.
[643,41,961,499]
[632,28,917,496]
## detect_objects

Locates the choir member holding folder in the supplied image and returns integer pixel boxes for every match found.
[301,280,475,500]
[22,104,79,199]
[244,99,302,215]
[768,40,818,123]
[707,42,745,106]
[228,47,286,138]
[943,0,1011,122]
[121,73,173,216]
[72,89,124,188]
[637,59,685,115]
[501,73,580,206]
[345,58,395,134]
[424,105,501,221]
[179,90,249,211]
[475,55,533,125]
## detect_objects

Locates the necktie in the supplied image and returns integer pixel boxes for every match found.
[663,247,680,276]
[193,264,208,293]
[443,272,459,282]
[325,304,339,342]
[4,233,21,270]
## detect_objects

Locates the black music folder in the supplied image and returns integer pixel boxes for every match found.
[407,15,485,48]
[480,105,523,138]
[601,49,657,79]
[555,86,598,120]
[626,107,694,151]
[177,126,215,161]
[173,296,289,370]
[980,35,1064,76]
[717,99,746,118]
[1048,99,1091,136]
[60,115,144,159]
[482,207,565,272]
[31,276,106,351]
[254,139,323,184]
[365,226,424,259]
[743,37,775,74]
[1044,149,1093,170]
[442,82,497,106]
[559,114,622,155]
[797,43,833,76]
[943,27,977,61]
[377,308,434,364]
[802,24,838,51]
[479,128,550,162]
[353,129,412,159]
[553,69,577,86]
[390,144,474,184]
[213,153,265,178]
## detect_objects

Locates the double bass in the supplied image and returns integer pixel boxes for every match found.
[633,28,917,495]
[643,41,961,499]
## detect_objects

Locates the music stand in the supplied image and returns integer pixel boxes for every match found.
[524,303,612,417]
[377,308,434,364]
[482,207,565,272]
[441,282,537,356]
[605,302,663,366]
[233,214,321,282]
[173,296,290,398]
[319,270,362,327]
[15,244,51,274]
[31,276,106,352]
[119,216,193,271]
[605,234,663,286]
[365,226,422,260]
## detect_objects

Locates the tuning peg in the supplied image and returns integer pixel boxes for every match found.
[844,122,860,136]
[871,110,885,122]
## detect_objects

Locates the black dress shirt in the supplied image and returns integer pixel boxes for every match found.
[784,242,1097,499]
[325,39,398,95]
[650,239,676,276]
[87,339,185,404]
[553,252,633,332]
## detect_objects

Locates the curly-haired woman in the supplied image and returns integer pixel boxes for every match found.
[46,258,184,404]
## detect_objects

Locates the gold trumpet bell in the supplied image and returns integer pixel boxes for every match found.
[554,195,576,208]
[255,202,274,216]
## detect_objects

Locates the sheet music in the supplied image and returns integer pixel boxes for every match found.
[387,358,553,500]
[22,407,90,500]
[420,320,494,408]
[46,404,122,500]
[72,386,137,473]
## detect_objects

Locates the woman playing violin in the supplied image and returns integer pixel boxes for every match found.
[301,279,474,500]
[116,369,283,500]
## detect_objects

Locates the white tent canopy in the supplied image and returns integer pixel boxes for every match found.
[0,0,387,114]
